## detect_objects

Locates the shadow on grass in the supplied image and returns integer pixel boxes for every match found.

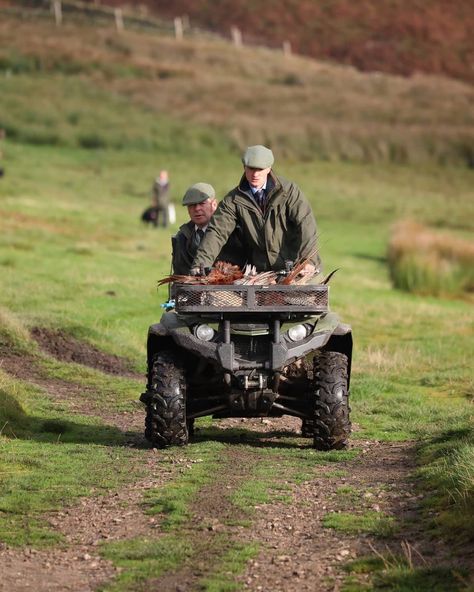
[2,388,347,452]
[192,424,313,450]
[426,426,472,447]
[353,252,387,265]
[1,414,148,449]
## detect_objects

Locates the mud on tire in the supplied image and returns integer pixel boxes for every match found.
[312,350,351,451]
[144,351,188,448]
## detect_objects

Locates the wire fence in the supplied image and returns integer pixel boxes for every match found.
[0,0,293,55]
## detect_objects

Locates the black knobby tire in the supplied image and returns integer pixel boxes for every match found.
[312,350,351,451]
[301,418,315,438]
[144,351,188,448]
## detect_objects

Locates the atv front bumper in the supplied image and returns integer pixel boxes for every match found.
[149,312,350,373]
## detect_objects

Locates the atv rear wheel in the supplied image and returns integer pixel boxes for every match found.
[301,418,314,438]
[145,351,188,448]
[312,350,351,451]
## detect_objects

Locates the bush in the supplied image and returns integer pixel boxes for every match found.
[388,220,474,297]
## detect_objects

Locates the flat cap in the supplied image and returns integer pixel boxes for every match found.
[182,182,215,206]
[242,145,274,169]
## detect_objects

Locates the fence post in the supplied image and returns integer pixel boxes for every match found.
[52,0,62,26]
[174,17,183,40]
[283,40,292,56]
[231,26,242,48]
[114,7,124,32]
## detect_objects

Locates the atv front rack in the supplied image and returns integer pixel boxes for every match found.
[174,283,329,314]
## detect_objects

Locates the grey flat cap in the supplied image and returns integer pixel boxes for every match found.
[182,182,215,206]
[242,145,274,169]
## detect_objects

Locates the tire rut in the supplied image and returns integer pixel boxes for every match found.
[0,343,145,433]
[235,438,459,592]
[0,453,182,592]
[142,447,261,591]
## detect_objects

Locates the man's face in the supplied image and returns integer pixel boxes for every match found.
[244,166,271,189]
[187,198,217,227]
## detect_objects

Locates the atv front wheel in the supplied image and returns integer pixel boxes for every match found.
[145,351,188,448]
[301,418,314,438]
[312,350,351,451]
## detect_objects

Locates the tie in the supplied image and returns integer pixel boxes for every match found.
[194,228,205,248]
[254,189,265,210]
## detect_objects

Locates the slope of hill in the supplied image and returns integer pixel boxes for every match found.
[90,0,474,84]
[0,11,473,166]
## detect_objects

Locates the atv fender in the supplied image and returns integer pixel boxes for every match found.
[147,322,175,362]
[272,312,346,368]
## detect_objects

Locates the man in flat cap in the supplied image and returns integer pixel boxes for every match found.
[191,145,320,276]
[172,182,246,275]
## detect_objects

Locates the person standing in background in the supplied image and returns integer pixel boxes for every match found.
[151,169,171,227]
[142,169,171,227]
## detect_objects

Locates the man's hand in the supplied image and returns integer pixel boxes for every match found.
[190,266,212,276]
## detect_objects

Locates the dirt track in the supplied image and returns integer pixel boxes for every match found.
[0,331,471,591]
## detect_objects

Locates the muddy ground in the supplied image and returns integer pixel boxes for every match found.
[1,330,472,591]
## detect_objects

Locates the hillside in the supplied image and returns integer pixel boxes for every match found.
[0,10,473,167]
[0,8,473,592]
[89,0,474,84]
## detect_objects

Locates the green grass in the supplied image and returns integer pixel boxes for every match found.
[0,74,231,154]
[417,427,474,542]
[199,542,260,592]
[142,441,224,529]
[101,534,194,592]
[344,555,468,592]
[0,424,140,546]
[323,511,396,537]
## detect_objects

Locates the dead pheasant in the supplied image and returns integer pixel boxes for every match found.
[235,264,278,285]
[207,262,244,284]
[279,248,321,285]
[157,250,326,288]
[157,261,244,287]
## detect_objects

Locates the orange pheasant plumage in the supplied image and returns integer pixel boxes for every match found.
[157,261,244,287]
[157,250,328,289]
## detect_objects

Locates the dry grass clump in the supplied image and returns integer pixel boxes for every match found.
[388,220,474,297]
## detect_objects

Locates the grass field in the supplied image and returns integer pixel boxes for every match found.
[0,10,473,591]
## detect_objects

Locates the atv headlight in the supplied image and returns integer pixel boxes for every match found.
[287,324,308,342]
[195,324,215,341]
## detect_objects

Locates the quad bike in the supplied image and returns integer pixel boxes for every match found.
[140,278,352,450]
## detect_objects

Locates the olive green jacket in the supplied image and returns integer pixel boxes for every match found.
[192,171,320,272]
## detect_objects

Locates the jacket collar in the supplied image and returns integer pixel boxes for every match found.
[178,220,195,238]
[237,171,279,197]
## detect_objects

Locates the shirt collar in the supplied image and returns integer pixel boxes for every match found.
[250,183,267,194]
